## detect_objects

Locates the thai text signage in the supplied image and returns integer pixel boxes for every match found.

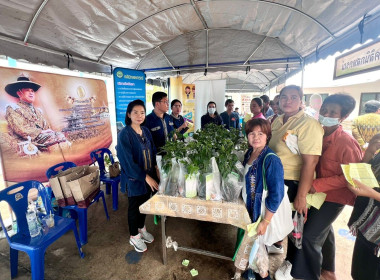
[334,40,380,79]
[113,68,146,124]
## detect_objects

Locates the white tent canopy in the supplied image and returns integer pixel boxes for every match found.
[1,0,380,92]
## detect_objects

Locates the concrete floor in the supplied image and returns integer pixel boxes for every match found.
[0,187,354,280]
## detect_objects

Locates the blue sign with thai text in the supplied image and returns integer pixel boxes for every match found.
[113,68,146,125]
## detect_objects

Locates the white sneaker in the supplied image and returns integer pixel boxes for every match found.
[267,244,284,254]
[138,226,154,243]
[275,260,292,280]
[129,233,147,252]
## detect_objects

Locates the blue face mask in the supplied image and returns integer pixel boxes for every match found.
[318,115,340,127]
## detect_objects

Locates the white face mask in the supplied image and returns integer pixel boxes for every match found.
[319,115,340,127]
[208,108,216,115]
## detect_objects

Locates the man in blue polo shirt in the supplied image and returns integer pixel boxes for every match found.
[145,91,174,152]
[260,94,274,118]
[220,99,240,130]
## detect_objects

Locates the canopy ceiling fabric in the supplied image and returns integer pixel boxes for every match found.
[0,0,380,92]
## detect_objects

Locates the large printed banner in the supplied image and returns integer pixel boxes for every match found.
[113,68,146,125]
[241,94,252,116]
[0,67,112,183]
[169,77,195,133]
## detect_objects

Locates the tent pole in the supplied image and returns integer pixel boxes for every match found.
[244,37,267,65]
[24,0,50,43]
[206,29,209,68]
[158,47,175,69]
[191,0,208,29]
[301,58,305,90]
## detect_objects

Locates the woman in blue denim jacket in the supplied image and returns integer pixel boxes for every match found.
[117,99,159,253]
[242,119,284,280]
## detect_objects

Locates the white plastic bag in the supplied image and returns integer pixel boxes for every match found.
[157,155,168,194]
[221,173,243,202]
[254,237,269,278]
[185,172,199,198]
[205,173,215,200]
[232,150,245,163]
[206,157,222,201]
[156,155,162,172]
[177,160,186,197]
[197,173,207,199]
[235,161,245,179]
[158,173,168,194]
[248,238,260,267]
[165,158,180,196]
[261,185,293,246]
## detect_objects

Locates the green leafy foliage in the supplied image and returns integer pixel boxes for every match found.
[161,124,247,179]
[104,154,111,167]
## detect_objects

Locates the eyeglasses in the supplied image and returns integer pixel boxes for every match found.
[159,101,169,105]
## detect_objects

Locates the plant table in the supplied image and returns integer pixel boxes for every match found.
[139,194,255,273]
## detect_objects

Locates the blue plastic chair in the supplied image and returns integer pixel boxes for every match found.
[90,148,120,211]
[0,180,84,280]
[46,162,110,245]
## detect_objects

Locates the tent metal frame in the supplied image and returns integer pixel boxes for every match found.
[18,0,337,67]
[1,0,379,92]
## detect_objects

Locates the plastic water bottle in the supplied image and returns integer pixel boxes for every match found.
[26,203,40,238]
[12,219,17,233]
[11,212,17,234]
[290,212,304,249]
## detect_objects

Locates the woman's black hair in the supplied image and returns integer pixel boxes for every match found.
[279,85,303,99]
[206,101,218,115]
[171,99,182,108]
[125,99,146,125]
[252,97,263,107]
[322,93,356,117]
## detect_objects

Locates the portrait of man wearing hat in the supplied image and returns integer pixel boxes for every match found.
[4,75,68,155]
[352,99,380,150]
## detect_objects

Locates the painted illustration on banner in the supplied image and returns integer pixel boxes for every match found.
[181,84,195,133]
[0,67,112,183]
[169,77,195,133]
[113,68,146,125]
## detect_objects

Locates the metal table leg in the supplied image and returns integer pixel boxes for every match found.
[161,215,167,265]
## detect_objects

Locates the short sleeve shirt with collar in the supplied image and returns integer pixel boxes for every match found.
[220,111,240,129]
[269,110,323,181]
[145,111,174,151]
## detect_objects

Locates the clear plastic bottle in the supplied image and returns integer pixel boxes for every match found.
[26,202,40,238]
[290,212,304,249]
[11,212,17,234]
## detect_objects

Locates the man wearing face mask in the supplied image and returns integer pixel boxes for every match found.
[287,94,362,280]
